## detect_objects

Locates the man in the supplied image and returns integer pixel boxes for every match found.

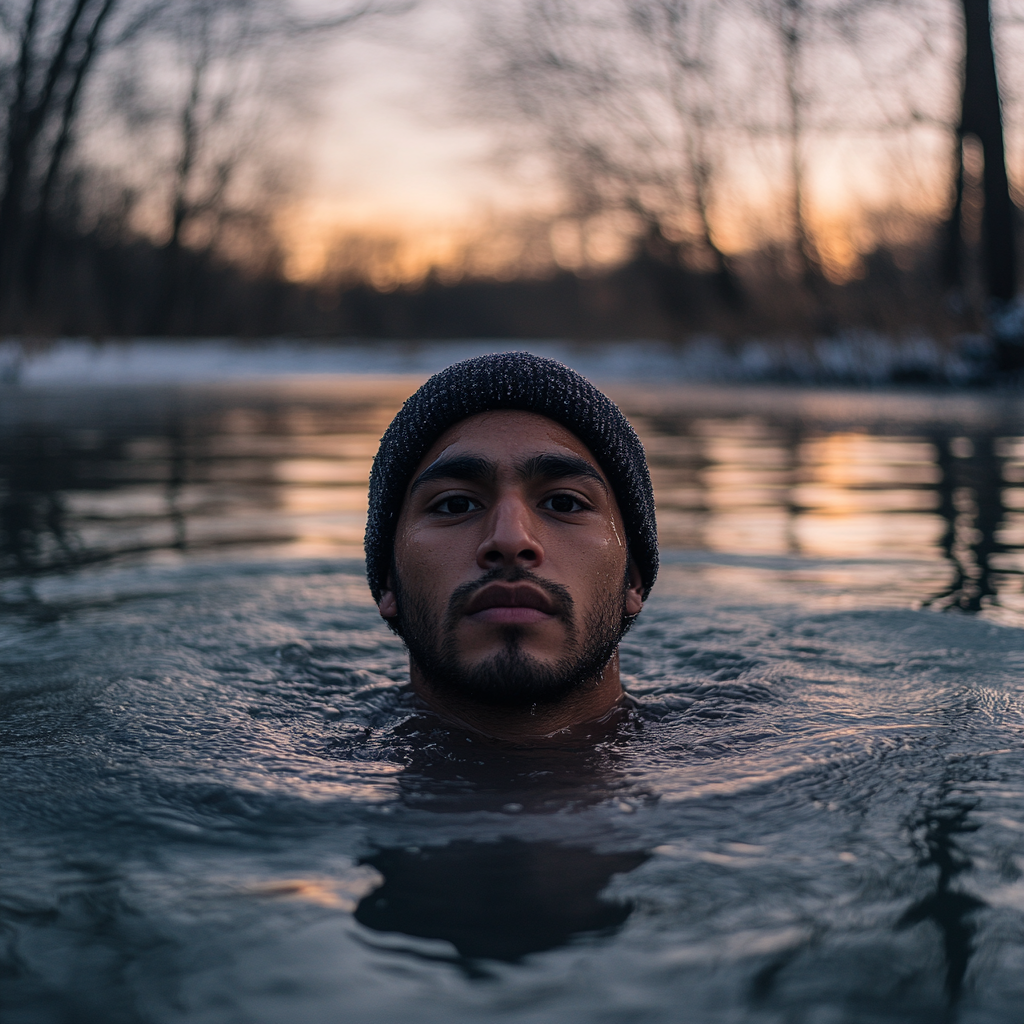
[365,351,658,741]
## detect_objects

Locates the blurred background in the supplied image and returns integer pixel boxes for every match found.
[0,0,1021,362]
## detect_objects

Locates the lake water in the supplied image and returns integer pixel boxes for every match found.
[3,348,1024,1022]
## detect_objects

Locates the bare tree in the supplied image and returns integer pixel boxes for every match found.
[459,0,828,301]
[460,0,1006,321]
[747,0,820,283]
[627,0,741,302]
[461,0,747,314]
[0,0,411,331]
[104,0,413,333]
[0,0,162,314]
[943,0,1017,326]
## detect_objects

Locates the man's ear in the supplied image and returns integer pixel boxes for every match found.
[378,574,398,619]
[625,559,644,617]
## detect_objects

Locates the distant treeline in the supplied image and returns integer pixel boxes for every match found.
[0,0,1019,345]
[5,214,986,343]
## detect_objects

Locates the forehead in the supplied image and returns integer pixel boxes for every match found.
[412,410,604,478]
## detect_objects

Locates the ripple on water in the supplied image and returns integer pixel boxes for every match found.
[2,556,1024,1022]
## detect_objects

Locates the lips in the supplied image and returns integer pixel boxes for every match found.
[462,583,559,624]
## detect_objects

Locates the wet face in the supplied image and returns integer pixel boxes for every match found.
[378,411,644,708]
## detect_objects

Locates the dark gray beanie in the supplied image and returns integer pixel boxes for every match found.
[365,351,658,603]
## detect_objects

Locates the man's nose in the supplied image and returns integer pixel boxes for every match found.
[476,494,544,570]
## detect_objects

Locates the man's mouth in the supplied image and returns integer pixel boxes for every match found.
[462,582,560,625]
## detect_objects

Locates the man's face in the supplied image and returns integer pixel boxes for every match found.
[379,411,644,707]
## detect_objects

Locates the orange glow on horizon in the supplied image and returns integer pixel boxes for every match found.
[274,175,949,288]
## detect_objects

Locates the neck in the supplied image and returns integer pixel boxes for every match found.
[408,652,625,742]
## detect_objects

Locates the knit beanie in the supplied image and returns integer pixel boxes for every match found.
[365,351,658,603]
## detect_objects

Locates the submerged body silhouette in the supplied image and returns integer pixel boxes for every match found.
[356,839,649,963]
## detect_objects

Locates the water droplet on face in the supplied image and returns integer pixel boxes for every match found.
[610,517,624,549]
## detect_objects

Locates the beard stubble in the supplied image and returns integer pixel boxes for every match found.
[394,564,629,708]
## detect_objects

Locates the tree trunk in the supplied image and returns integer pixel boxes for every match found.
[24,0,120,301]
[0,0,106,319]
[151,35,209,335]
[0,0,45,313]
[959,0,1016,304]
[941,137,965,294]
[780,0,817,288]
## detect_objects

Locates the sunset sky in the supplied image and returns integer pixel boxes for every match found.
[276,3,542,281]
[244,1,1023,284]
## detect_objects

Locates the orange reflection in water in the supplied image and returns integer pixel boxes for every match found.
[7,380,1024,615]
[647,420,949,559]
[244,868,382,911]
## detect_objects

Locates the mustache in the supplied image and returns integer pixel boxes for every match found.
[445,566,575,624]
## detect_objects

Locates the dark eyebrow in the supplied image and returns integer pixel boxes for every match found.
[410,455,497,494]
[516,453,608,493]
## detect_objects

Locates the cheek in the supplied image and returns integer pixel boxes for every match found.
[395,525,472,595]
[549,523,626,587]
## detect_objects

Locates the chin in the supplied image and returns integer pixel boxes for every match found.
[424,644,608,710]
[462,643,562,673]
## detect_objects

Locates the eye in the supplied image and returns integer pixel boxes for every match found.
[541,493,587,513]
[433,495,482,515]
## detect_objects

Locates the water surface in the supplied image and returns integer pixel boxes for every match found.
[3,372,1024,1022]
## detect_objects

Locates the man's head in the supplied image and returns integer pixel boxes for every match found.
[365,353,657,732]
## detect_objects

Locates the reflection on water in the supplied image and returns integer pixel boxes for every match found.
[6,376,1024,1021]
[0,382,402,581]
[7,381,1024,617]
[355,840,648,965]
[4,418,1024,1022]
[899,795,985,1004]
